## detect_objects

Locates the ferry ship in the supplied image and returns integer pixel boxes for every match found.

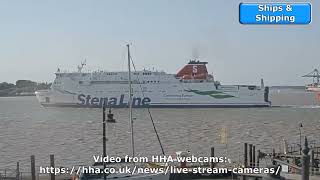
[35,60,271,108]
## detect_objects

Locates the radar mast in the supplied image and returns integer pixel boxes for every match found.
[77,59,87,73]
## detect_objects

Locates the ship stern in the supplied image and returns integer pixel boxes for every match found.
[35,90,53,106]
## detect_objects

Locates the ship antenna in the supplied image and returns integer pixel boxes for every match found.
[77,59,87,73]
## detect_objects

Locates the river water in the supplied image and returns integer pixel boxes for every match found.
[0,88,320,171]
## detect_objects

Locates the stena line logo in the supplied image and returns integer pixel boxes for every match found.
[77,94,151,107]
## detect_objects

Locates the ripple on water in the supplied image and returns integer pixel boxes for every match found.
[0,92,320,170]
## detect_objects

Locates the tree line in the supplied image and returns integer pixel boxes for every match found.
[0,80,51,96]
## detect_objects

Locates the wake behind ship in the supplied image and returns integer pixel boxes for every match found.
[35,60,271,108]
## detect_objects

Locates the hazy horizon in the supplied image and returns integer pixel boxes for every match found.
[0,0,319,86]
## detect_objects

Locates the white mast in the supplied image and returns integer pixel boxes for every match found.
[127,44,135,158]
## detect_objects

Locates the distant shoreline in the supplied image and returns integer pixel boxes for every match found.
[0,94,36,97]
[0,80,51,97]
[270,86,305,89]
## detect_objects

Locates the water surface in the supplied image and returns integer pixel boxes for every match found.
[0,88,319,171]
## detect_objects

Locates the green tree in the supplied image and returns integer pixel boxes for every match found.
[0,82,15,90]
[16,80,37,88]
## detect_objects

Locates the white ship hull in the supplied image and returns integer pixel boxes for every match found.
[35,83,270,108]
[35,61,271,108]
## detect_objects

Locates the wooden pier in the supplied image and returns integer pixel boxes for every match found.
[1,138,319,180]
[0,155,71,180]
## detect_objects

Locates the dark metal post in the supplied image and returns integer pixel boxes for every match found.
[301,137,310,180]
[103,106,107,180]
[210,147,215,168]
[272,148,276,165]
[310,150,314,175]
[249,144,253,168]
[257,150,260,168]
[253,146,256,168]
[272,148,275,158]
[244,143,248,167]
[16,162,19,180]
[50,155,55,180]
[299,123,303,155]
[31,155,36,180]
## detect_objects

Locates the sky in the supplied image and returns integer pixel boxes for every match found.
[0,0,318,86]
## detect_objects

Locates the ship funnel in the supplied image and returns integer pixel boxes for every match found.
[261,78,264,88]
[176,60,209,80]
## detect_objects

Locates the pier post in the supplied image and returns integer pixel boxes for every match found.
[249,144,253,168]
[310,150,314,175]
[16,162,19,180]
[50,155,55,180]
[252,146,256,167]
[244,143,248,167]
[272,148,276,165]
[272,149,275,158]
[31,155,36,180]
[102,107,107,180]
[210,147,215,168]
[257,150,260,168]
[301,137,310,180]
